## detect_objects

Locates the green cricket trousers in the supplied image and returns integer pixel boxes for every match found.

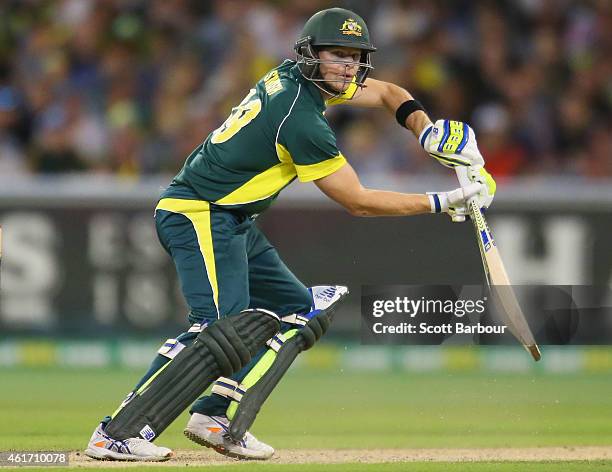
[127,198,312,416]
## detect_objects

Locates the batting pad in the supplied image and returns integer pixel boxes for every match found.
[104,309,280,441]
[228,286,349,441]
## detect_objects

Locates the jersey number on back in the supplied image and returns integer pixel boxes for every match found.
[211,89,262,144]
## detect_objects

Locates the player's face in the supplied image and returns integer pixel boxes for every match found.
[318,47,361,93]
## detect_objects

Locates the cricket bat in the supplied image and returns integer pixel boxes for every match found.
[455,167,541,361]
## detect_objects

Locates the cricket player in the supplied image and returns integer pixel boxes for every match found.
[85,7,495,462]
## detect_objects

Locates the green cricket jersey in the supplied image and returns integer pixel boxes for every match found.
[161,60,358,215]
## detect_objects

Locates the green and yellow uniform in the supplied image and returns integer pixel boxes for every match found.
[161,59,354,215]
[155,60,355,323]
[143,60,357,417]
[100,7,377,447]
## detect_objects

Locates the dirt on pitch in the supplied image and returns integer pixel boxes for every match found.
[70,446,612,467]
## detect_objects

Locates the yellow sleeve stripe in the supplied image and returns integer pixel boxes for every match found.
[325,81,358,106]
[155,198,219,317]
[295,154,347,182]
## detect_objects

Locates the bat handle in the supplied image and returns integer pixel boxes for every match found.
[455,165,472,188]
[453,166,473,223]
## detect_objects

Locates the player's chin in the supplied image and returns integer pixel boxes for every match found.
[326,80,352,93]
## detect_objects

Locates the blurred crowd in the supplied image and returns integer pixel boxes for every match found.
[0,0,610,179]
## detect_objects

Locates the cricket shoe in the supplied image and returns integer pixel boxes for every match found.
[184,413,274,460]
[84,422,173,462]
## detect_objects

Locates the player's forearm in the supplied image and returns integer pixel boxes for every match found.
[348,188,431,217]
[380,82,432,137]
[404,110,431,138]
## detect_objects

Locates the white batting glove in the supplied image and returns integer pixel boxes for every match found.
[427,182,485,220]
[466,165,496,210]
[448,166,497,222]
[419,119,485,168]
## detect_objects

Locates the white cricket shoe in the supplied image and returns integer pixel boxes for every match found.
[184,413,274,460]
[84,423,173,462]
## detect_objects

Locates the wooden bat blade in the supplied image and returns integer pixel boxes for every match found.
[468,201,541,361]
[528,344,542,361]
[484,244,540,360]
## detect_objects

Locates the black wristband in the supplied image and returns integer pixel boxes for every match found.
[395,99,426,128]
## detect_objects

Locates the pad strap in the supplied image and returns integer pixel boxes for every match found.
[280,314,310,326]
[104,309,280,440]
[212,377,247,403]
[266,332,287,352]
[214,333,288,411]
[188,323,207,333]
[227,287,349,442]
[157,339,186,359]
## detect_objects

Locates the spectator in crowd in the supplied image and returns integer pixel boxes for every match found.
[0,0,610,178]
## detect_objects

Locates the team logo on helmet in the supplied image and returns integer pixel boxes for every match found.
[340,18,362,37]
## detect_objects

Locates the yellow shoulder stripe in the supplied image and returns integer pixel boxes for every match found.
[295,154,347,182]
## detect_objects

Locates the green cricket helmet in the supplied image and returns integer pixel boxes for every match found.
[294,8,376,97]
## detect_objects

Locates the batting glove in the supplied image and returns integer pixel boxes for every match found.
[419,119,485,168]
[446,166,497,223]
[466,165,496,210]
[427,182,485,220]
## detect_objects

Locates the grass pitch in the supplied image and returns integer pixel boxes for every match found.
[1,366,611,470]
